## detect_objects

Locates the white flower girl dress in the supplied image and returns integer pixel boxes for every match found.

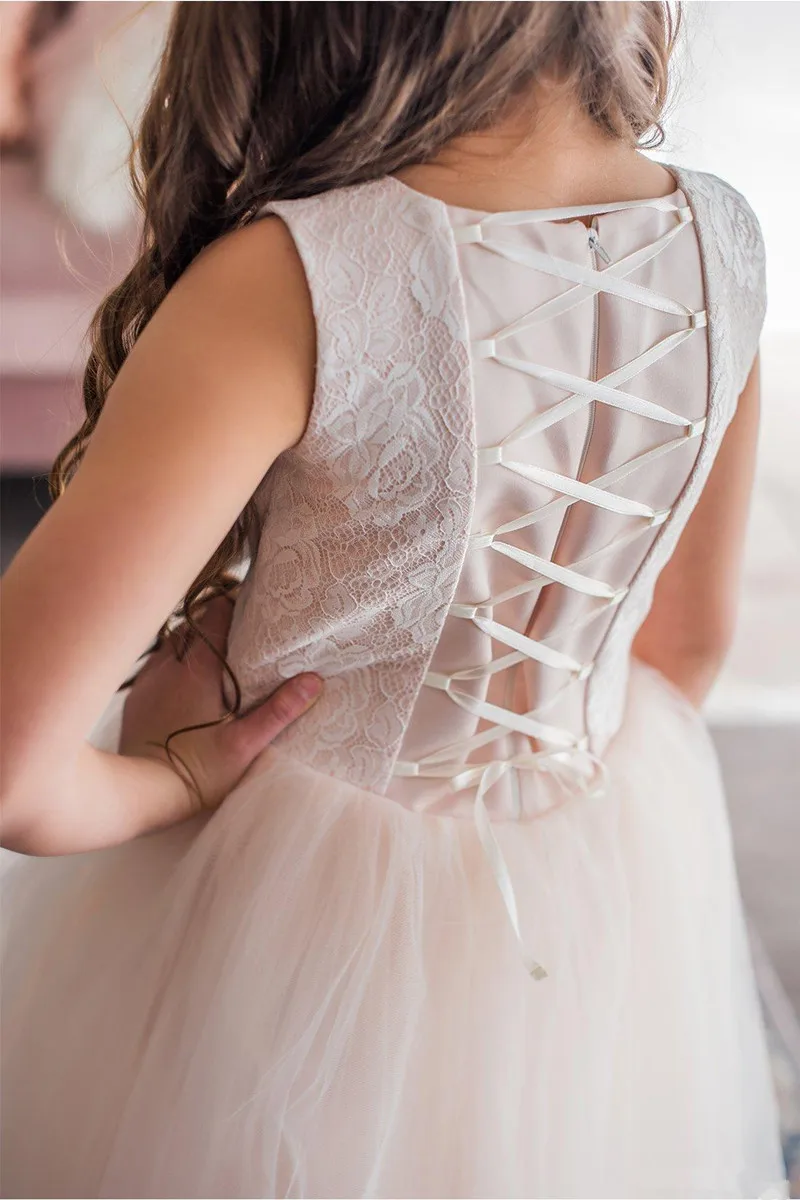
[1,167,787,1197]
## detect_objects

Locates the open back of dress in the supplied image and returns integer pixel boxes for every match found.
[390,187,709,824]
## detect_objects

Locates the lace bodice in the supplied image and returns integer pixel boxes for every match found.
[228,168,765,805]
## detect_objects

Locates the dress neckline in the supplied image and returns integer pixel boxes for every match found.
[385,168,684,226]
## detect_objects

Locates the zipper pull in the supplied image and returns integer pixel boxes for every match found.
[588,226,611,265]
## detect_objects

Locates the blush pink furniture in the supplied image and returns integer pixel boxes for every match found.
[1,153,135,470]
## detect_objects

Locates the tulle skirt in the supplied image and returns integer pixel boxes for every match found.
[1,663,786,1198]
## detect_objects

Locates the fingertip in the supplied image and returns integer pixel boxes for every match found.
[290,673,323,707]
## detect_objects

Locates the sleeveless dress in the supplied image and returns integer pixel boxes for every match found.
[1,169,788,1198]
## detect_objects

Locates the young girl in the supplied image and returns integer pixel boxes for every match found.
[1,2,787,1195]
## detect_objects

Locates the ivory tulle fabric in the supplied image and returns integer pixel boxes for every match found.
[0,668,784,1197]
[1,179,786,1197]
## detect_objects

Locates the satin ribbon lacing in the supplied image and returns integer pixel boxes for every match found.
[392,194,707,979]
[394,745,609,980]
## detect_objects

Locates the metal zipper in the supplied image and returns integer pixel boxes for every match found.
[546,216,603,568]
[575,217,603,478]
[588,223,612,265]
[508,218,608,773]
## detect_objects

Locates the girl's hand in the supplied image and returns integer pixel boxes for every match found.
[120,595,321,812]
[1,216,317,855]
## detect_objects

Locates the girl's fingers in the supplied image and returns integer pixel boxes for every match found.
[228,674,323,758]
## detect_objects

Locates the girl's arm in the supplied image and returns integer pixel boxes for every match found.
[1,216,316,855]
[633,354,761,707]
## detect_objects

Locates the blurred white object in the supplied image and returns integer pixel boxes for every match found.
[30,1,173,234]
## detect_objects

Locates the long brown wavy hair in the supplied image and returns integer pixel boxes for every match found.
[50,1,681,775]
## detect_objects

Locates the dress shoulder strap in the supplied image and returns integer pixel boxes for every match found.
[585,168,767,751]
[673,167,767,415]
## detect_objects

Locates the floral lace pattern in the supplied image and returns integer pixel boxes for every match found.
[586,168,767,751]
[228,170,766,787]
[227,181,475,789]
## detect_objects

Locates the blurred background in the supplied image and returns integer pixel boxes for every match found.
[1,0,798,1182]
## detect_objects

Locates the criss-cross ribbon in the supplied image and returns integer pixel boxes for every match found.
[392,196,706,978]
